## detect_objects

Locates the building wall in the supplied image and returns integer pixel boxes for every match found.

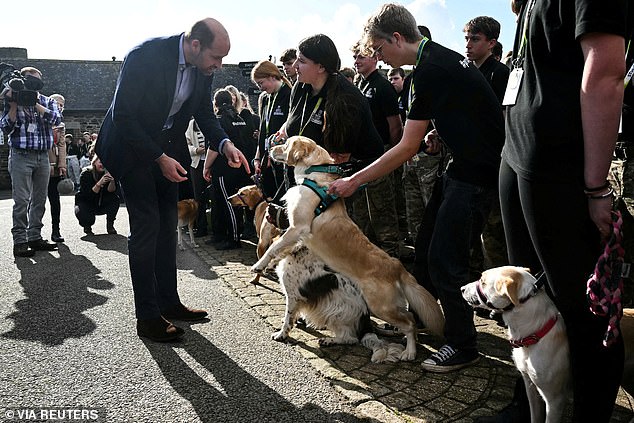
[0,48,261,189]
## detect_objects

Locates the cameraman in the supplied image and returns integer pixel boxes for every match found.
[0,67,62,257]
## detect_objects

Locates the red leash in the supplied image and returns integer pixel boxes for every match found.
[586,211,625,347]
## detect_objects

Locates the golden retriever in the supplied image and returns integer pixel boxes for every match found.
[251,136,445,361]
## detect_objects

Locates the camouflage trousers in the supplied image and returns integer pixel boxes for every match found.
[403,152,442,241]
[608,157,634,307]
[348,173,400,258]
[470,195,509,279]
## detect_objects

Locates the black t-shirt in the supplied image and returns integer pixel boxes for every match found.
[408,41,505,187]
[213,107,252,181]
[357,70,400,146]
[478,55,510,105]
[286,74,384,165]
[504,0,627,181]
[257,83,291,155]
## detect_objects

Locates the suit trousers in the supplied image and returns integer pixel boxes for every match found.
[120,163,181,320]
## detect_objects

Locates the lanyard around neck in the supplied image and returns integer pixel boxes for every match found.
[299,92,323,136]
[408,36,430,114]
[265,89,279,134]
[513,0,537,69]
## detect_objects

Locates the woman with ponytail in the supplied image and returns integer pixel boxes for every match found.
[251,60,293,202]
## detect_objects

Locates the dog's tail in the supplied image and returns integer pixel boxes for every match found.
[400,270,445,338]
[360,333,405,363]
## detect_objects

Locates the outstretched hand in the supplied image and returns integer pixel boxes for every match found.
[223,141,251,174]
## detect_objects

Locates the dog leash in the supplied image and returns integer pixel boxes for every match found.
[587,210,625,347]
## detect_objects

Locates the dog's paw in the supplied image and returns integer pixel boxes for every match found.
[399,350,416,361]
[192,242,199,248]
[251,264,265,274]
[178,244,185,251]
[318,337,336,347]
[272,330,289,342]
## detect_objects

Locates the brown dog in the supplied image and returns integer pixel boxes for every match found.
[228,185,281,284]
[251,136,445,361]
[177,199,199,251]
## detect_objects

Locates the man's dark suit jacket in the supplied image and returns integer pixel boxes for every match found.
[95,34,228,179]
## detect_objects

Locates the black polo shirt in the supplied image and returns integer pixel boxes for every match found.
[357,69,400,146]
[286,73,384,165]
[408,40,504,187]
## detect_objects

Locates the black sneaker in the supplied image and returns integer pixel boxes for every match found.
[421,344,480,373]
[84,226,94,235]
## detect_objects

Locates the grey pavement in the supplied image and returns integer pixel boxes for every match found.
[0,193,633,422]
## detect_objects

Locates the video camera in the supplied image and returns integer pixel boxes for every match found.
[0,63,42,107]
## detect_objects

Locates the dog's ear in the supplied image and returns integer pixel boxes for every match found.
[289,139,312,166]
[496,276,521,305]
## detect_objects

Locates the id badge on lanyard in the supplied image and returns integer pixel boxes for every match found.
[502,68,524,106]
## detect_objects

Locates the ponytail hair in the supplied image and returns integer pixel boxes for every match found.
[251,60,293,88]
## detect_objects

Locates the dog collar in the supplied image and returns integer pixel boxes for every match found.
[301,178,338,216]
[478,271,547,313]
[235,192,265,209]
[509,315,559,348]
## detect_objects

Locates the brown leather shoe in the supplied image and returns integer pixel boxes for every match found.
[137,317,184,342]
[162,303,208,321]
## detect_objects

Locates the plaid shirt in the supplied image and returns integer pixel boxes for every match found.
[0,94,61,150]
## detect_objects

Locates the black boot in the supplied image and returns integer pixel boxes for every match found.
[107,221,117,234]
[51,226,64,243]
[474,377,530,423]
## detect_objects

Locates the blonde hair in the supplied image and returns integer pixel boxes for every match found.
[224,85,243,111]
[250,60,292,88]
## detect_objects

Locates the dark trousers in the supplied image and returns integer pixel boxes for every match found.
[190,163,209,233]
[75,198,119,228]
[212,174,244,243]
[413,174,494,350]
[48,175,62,230]
[499,159,624,422]
[120,163,180,320]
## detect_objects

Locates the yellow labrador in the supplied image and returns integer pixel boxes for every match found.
[251,136,445,361]
[461,266,570,423]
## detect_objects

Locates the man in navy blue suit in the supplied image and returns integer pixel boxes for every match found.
[96,18,250,342]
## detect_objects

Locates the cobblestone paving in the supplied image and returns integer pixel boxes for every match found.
[193,237,634,422]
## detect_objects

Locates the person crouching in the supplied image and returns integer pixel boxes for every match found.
[75,155,120,235]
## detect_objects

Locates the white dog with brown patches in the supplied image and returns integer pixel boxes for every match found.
[461,266,570,423]
[251,136,445,361]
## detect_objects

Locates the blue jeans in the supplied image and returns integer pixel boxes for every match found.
[8,147,51,244]
[427,174,496,350]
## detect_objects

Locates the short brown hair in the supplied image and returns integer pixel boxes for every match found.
[20,67,42,78]
[362,4,421,56]
[463,16,501,40]
[280,48,297,63]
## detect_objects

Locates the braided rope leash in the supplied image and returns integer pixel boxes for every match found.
[586,210,625,347]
